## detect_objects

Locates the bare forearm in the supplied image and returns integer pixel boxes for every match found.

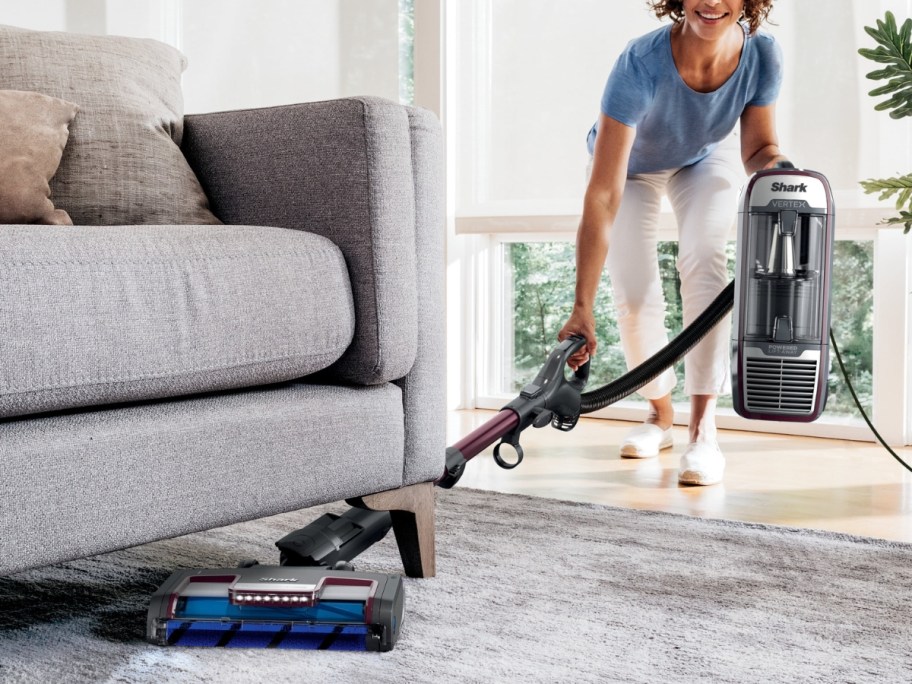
[574,203,614,310]
[559,203,613,367]
[574,220,608,311]
[740,104,787,174]
[744,143,787,174]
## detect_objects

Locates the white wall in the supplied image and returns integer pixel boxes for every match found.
[488,1,657,211]
[180,0,342,113]
[452,0,912,214]
[775,0,912,204]
[338,0,400,105]
[105,0,178,43]
[0,0,400,114]
[453,0,657,215]
[0,0,67,31]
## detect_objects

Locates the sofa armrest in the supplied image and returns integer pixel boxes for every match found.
[397,105,446,485]
[181,96,421,385]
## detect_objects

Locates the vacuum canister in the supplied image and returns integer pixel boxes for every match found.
[731,168,835,421]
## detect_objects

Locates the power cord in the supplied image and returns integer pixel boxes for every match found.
[829,329,912,473]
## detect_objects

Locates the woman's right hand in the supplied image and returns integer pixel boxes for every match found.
[558,307,597,371]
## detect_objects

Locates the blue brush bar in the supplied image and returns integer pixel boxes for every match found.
[165,620,372,650]
[173,596,365,623]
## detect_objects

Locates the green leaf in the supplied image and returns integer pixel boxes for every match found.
[862,26,880,42]
[859,47,880,61]
[865,67,899,80]
[898,187,912,209]
[869,80,906,96]
[860,13,912,237]
[863,52,898,65]
[859,175,912,207]
[861,11,912,117]
[878,214,912,232]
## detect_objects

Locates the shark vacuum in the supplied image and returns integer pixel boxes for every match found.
[147,166,847,653]
[731,167,835,421]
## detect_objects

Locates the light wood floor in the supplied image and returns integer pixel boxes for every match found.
[447,409,912,543]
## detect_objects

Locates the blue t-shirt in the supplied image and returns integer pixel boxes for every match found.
[586,23,783,174]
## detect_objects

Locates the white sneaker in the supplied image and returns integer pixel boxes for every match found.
[678,441,726,486]
[619,423,674,459]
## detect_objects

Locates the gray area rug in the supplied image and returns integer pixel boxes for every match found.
[1,488,911,683]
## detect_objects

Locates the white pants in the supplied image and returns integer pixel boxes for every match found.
[602,134,744,399]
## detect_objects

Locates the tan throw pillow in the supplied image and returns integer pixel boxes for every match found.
[0,90,78,225]
[0,24,221,226]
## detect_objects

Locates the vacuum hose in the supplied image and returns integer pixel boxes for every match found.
[579,280,734,413]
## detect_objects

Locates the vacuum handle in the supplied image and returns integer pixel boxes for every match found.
[507,335,588,404]
[556,335,590,390]
[570,355,590,391]
[501,333,590,433]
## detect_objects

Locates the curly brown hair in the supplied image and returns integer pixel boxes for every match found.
[647,0,774,35]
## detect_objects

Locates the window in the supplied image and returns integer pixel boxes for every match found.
[399,0,415,104]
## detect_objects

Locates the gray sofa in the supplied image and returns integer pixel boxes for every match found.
[0,26,445,578]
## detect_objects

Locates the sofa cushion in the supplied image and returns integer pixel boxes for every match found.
[0,90,78,225]
[0,225,354,418]
[0,381,406,575]
[0,24,220,226]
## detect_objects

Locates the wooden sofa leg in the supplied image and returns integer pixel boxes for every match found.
[347,482,436,578]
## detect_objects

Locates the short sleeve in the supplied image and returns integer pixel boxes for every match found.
[600,47,654,127]
[748,33,783,107]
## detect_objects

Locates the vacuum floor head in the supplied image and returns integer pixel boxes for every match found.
[147,566,404,652]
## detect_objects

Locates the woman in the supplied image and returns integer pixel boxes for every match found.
[558,0,786,485]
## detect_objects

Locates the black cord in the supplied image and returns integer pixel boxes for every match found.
[829,328,912,473]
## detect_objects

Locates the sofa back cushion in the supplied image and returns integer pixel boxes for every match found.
[0,24,220,226]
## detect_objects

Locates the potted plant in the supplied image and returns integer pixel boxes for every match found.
[859,10,912,233]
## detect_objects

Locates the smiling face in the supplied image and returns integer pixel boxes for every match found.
[681,0,744,39]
